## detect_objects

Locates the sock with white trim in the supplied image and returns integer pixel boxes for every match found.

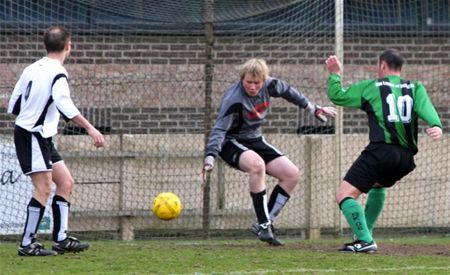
[20,197,45,247]
[250,190,270,224]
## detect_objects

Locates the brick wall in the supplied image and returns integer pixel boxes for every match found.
[0,35,449,135]
[3,35,449,66]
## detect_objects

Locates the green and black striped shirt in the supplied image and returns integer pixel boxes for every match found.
[327,74,442,154]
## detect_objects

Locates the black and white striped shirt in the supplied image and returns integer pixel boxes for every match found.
[8,57,80,138]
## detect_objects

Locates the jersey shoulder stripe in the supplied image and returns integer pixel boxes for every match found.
[11,95,22,115]
[52,73,68,87]
[33,97,54,128]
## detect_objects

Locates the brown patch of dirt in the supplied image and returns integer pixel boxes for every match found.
[181,238,450,256]
[286,242,450,256]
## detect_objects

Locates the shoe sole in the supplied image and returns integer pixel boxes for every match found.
[339,249,377,254]
[258,235,284,246]
[267,240,284,246]
[251,226,273,242]
[251,223,284,246]
[52,246,89,254]
[18,250,57,256]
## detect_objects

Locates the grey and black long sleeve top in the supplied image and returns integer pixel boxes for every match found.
[205,77,312,158]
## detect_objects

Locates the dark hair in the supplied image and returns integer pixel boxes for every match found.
[43,26,71,53]
[379,49,404,71]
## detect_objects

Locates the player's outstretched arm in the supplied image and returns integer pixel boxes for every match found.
[305,103,337,122]
[71,114,105,148]
[314,105,337,122]
[426,126,443,140]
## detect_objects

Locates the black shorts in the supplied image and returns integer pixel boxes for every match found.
[219,137,283,170]
[14,125,63,175]
[344,143,416,193]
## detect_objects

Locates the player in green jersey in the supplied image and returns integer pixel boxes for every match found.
[325,49,443,253]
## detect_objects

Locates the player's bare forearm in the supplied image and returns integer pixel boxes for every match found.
[71,114,105,147]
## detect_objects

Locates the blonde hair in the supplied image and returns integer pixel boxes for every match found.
[239,58,269,81]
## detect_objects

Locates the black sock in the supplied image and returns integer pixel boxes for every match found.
[21,198,45,247]
[268,184,290,221]
[250,190,270,224]
[52,195,70,242]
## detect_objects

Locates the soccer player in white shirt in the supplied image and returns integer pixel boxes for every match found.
[8,26,105,256]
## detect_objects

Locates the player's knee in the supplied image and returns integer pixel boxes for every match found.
[248,157,265,175]
[57,177,74,194]
[335,184,360,205]
[283,165,301,182]
[290,166,301,182]
[335,192,343,205]
[335,187,348,205]
[35,182,53,199]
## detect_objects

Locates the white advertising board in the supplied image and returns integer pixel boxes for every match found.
[0,143,53,235]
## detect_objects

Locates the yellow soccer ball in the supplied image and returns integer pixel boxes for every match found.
[152,192,183,220]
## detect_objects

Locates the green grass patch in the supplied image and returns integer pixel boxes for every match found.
[1,237,449,274]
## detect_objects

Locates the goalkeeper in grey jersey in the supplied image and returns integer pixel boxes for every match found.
[326,49,442,253]
[202,58,336,245]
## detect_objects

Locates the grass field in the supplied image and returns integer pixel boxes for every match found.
[1,237,449,274]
